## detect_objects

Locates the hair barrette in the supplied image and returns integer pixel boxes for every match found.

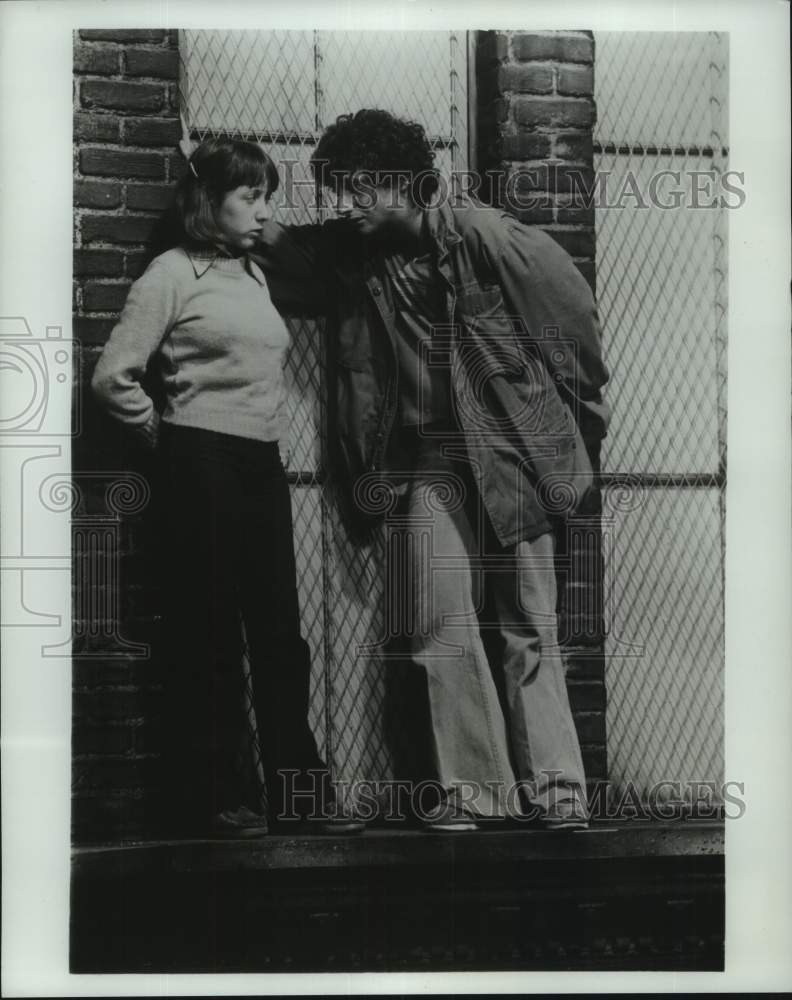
[189,160,199,180]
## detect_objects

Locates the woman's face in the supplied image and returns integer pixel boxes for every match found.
[214,184,272,249]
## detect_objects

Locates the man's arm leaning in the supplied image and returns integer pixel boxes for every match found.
[252,220,333,318]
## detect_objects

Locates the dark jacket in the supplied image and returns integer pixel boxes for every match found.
[254,198,609,546]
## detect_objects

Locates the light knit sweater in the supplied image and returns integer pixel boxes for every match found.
[91,247,291,446]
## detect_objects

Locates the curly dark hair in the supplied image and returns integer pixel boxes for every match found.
[311,109,439,206]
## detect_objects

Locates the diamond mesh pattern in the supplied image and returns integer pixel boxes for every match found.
[602,488,725,794]
[318,31,467,170]
[179,30,468,789]
[326,507,392,785]
[595,32,722,150]
[594,32,728,798]
[183,31,317,137]
[596,152,721,474]
[181,30,468,175]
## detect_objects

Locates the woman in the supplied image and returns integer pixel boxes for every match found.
[92,137,359,837]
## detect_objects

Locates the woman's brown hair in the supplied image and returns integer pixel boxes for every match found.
[172,136,280,248]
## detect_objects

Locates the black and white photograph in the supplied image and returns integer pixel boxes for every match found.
[0,0,790,994]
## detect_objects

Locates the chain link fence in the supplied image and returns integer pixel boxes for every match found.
[593,32,728,801]
[178,30,469,803]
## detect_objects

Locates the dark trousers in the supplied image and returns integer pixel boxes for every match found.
[155,423,327,826]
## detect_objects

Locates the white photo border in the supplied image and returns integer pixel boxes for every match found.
[1,0,790,994]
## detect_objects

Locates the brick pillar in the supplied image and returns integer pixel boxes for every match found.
[474,30,607,791]
[72,29,181,842]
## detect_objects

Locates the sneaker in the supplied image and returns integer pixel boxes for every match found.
[312,813,366,835]
[423,800,480,833]
[209,805,269,838]
[269,804,366,836]
[307,799,367,835]
[541,798,589,831]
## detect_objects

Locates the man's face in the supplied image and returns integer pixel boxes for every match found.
[330,173,412,239]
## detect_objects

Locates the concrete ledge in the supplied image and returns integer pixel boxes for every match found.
[71,821,724,973]
[73,820,724,876]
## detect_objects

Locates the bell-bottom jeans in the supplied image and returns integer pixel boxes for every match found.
[390,433,587,818]
[155,422,326,827]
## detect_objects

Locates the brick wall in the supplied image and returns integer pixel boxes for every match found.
[74,29,181,347]
[475,30,607,787]
[475,30,596,291]
[73,29,182,842]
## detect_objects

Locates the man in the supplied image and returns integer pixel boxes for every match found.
[255,109,609,831]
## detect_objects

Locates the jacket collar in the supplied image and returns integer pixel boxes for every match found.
[423,198,464,262]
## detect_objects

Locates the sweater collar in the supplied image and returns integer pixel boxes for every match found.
[184,247,267,286]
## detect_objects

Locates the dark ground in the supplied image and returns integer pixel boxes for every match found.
[71,820,724,972]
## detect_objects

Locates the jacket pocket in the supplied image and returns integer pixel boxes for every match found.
[455,283,575,441]
[457,283,527,370]
[457,283,505,324]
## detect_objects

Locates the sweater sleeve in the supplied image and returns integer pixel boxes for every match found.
[91,257,180,447]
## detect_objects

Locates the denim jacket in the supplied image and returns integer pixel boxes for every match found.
[254,198,609,545]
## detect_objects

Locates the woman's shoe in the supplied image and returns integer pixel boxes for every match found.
[313,812,366,835]
[209,805,270,838]
[267,802,366,836]
[300,804,367,835]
